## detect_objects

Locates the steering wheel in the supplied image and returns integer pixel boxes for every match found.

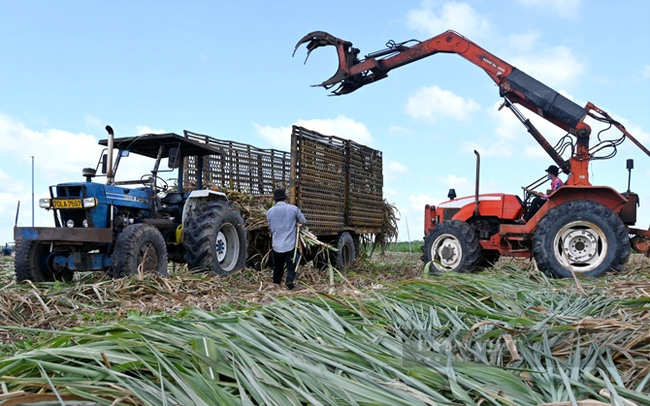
[140,174,169,193]
[520,186,540,205]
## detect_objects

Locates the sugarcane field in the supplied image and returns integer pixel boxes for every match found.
[3,2,650,405]
[0,239,649,405]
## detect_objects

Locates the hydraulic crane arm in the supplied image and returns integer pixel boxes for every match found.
[294,31,590,137]
[294,30,650,184]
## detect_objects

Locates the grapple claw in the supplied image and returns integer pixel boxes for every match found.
[293,31,342,63]
[294,31,365,94]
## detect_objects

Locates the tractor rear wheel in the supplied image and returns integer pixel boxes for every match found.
[183,200,248,276]
[533,200,629,278]
[421,220,482,273]
[15,241,74,282]
[110,224,168,278]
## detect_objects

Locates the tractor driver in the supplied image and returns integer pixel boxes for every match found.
[521,165,564,223]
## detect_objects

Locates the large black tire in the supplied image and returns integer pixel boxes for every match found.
[183,200,248,276]
[110,224,168,278]
[167,244,186,264]
[533,200,629,278]
[421,220,482,273]
[477,250,500,270]
[15,241,74,282]
[335,232,357,270]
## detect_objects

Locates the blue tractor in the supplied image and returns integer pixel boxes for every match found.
[13,126,248,282]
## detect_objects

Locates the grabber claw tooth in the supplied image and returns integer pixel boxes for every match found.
[294,31,363,94]
[293,31,341,62]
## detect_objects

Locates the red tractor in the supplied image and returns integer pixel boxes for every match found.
[295,30,650,277]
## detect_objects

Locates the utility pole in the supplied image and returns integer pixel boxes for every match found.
[31,156,34,227]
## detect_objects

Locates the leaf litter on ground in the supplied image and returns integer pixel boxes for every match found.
[0,248,649,405]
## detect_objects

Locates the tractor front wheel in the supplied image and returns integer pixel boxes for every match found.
[110,224,168,278]
[15,241,74,282]
[183,200,248,276]
[421,220,482,273]
[533,200,629,278]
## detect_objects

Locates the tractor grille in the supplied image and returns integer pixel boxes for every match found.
[52,185,88,227]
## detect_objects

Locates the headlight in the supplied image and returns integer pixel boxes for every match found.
[39,198,51,209]
[82,197,97,208]
[66,219,75,228]
[82,219,89,228]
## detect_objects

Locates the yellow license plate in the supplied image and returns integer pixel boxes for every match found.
[53,199,83,209]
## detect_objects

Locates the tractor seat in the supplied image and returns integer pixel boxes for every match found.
[515,194,527,210]
[160,192,183,205]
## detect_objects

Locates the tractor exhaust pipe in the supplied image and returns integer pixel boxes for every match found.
[626,159,634,193]
[105,125,115,185]
[474,150,480,216]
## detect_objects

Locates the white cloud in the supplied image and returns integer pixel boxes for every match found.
[255,115,372,151]
[406,1,491,40]
[405,86,481,122]
[0,114,103,182]
[516,0,581,19]
[437,174,470,190]
[409,194,440,211]
[388,125,413,135]
[642,65,650,78]
[383,187,400,197]
[135,125,166,135]
[506,34,584,88]
[514,46,584,87]
[506,31,542,53]
[486,95,581,161]
[589,114,650,157]
[85,115,102,127]
[254,124,290,150]
[387,161,410,175]
[0,168,24,192]
[489,100,525,141]
[523,144,553,160]
[297,116,372,145]
[460,139,513,158]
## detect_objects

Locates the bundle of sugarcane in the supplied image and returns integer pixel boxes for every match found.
[371,199,400,252]
[177,185,399,264]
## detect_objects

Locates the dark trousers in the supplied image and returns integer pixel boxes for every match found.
[524,197,547,221]
[272,250,297,286]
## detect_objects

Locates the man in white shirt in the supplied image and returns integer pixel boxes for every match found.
[266,189,306,290]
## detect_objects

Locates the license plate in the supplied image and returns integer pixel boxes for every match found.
[53,199,83,209]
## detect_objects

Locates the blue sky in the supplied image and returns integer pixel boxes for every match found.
[1,0,649,246]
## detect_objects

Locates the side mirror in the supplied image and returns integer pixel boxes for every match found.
[101,154,107,174]
[627,159,634,170]
[168,147,181,169]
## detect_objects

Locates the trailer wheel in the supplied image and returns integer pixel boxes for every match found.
[110,224,168,278]
[533,200,629,278]
[336,232,357,269]
[421,220,482,273]
[15,241,73,282]
[184,200,248,276]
